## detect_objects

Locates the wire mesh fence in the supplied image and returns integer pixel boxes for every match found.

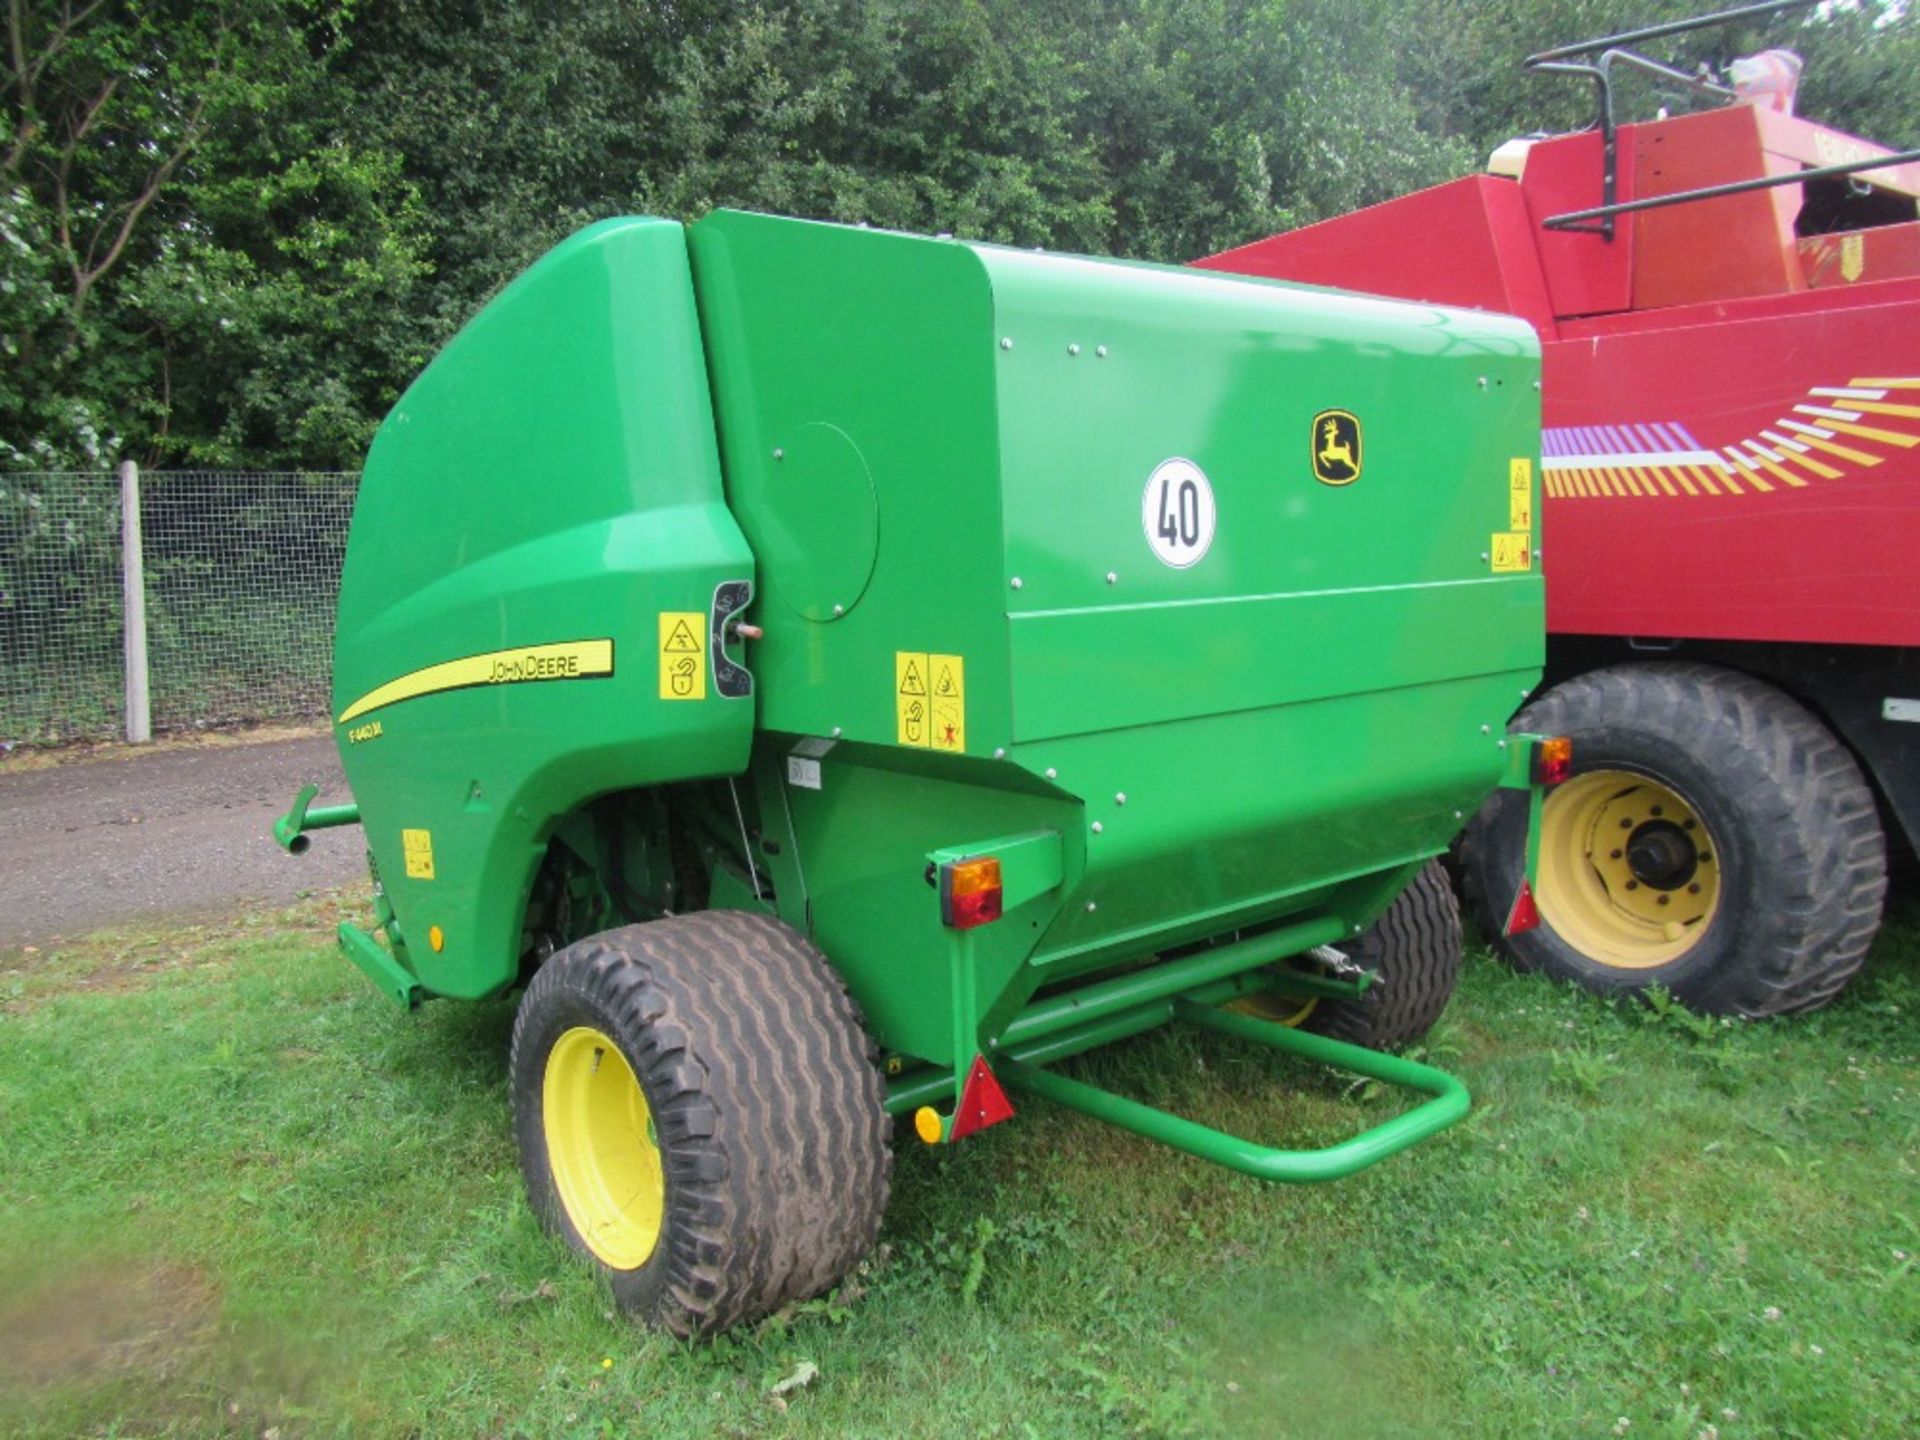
[0,470,359,747]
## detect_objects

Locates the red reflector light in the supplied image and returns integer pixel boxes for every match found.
[1532,736,1573,787]
[1505,879,1542,937]
[948,1054,1016,1141]
[939,856,1003,929]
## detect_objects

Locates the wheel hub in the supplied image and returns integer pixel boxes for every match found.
[1625,819,1698,891]
[543,1025,666,1271]
[1535,768,1722,970]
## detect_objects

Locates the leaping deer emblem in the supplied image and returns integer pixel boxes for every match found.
[1318,416,1357,476]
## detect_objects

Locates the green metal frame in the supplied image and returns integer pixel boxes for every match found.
[998,1002,1468,1183]
[274,782,361,854]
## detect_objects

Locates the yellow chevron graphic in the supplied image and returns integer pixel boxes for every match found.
[1541,378,1920,499]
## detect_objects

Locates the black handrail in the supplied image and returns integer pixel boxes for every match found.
[1521,1,1819,239]
[1542,147,1920,230]
[1525,0,1815,67]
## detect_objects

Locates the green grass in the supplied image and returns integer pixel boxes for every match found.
[2,898,1916,1439]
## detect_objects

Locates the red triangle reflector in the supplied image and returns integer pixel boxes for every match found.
[948,1054,1016,1142]
[1505,879,1542,936]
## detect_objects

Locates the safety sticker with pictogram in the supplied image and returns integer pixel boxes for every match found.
[1509,457,1533,533]
[929,654,965,753]
[896,652,929,746]
[402,827,435,880]
[659,612,706,700]
[1490,532,1533,573]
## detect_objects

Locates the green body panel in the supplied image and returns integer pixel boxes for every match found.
[323,209,1543,1109]
[331,218,755,998]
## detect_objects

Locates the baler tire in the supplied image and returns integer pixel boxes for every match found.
[510,910,891,1336]
[1459,663,1886,1017]
[1306,860,1461,1051]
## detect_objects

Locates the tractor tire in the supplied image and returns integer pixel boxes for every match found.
[1460,663,1885,1017]
[509,910,891,1336]
[1304,860,1462,1051]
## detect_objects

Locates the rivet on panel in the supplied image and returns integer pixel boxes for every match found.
[772,447,784,460]
[1480,551,1491,563]
[993,747,1007,759]
[1068,343,1081,356]
[1480,724,1491,734]
[1045,767,1058,780]
[1096,345,1108,358]
[1477,376,1488,389]
[1091,821,1104,834]
[1115,792,1127,805]
[1011,576,1024,590]
[1000,337,1014,350]
[832,603,845,616]
[1105,571,1117,585]
[1498,739,1508,749]
[1086,901,1098,913]
[831,726,843,738]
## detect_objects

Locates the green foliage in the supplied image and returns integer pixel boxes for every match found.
[5,0,1919,471]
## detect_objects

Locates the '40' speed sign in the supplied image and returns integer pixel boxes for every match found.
[1142,457,1216,569]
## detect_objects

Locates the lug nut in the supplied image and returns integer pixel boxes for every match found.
[1610,849,1623,859]
[1625,880,1639,890]
[1620,818,1634,829]
[1650,805,1663,817]
[1657,894,1670,906]
[1687,883,1701,894]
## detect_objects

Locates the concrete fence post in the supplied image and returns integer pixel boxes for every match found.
[119,459,152,743]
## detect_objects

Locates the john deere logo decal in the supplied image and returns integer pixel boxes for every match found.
[1312,409,1362,486]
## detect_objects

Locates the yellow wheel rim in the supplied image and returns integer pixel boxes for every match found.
[542,1025,666,1271]
[1535,768,1721,970]
[1225,991,1319,1027]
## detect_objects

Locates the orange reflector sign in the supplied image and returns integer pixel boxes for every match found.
[939,855,1004,929]
[948,1054,1016,1142]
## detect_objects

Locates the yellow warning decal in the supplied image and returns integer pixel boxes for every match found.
[929,654,966,753]
[1508,457,1533,533]
[659,612,706,701]
[896,651,929,747]
[1491,532,1533,573]
[402,828,435,881]
[337,639,613,724]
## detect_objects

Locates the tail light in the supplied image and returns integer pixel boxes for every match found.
[939,856,1003,929]
[1531,736,1573,787]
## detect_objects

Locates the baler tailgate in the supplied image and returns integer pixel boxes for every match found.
[998,999,1469,1183]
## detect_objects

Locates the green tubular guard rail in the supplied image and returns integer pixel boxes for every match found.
[275,783,362,854]
[996,998,1469,1184]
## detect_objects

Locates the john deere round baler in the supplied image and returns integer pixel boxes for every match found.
[279,209,1558,1335]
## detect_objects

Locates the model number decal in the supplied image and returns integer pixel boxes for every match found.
[1142,458,1216,569]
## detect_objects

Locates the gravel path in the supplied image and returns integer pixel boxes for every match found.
[0,734,363,947]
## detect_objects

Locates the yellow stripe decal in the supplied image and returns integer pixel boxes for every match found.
[1848,400,1920,420]
[337,639,615,724]
[1686,465,1722,496]
[1722,448,1772,493]
[1849,377,1920,389]
[1821,417,1915,448]
[1793,432,1879,467]
[1740,443,1806,488]
[1776,446,1843,480]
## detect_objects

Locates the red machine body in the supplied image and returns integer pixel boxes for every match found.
[1198,104,1920,651]
[1197,61,1919,1015]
